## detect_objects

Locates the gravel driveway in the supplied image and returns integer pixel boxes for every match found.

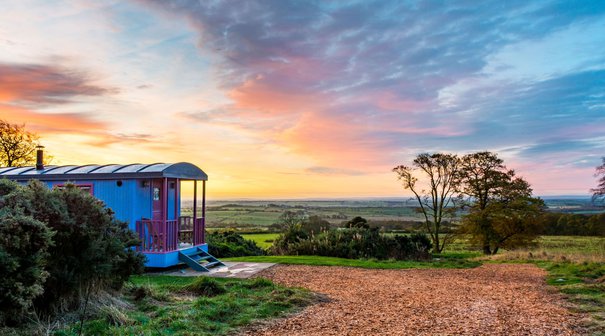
[243,264,586,335]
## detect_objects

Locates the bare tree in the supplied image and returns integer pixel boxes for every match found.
[591,157,605,205]
[0,120,39,167]
[393,153,461,253]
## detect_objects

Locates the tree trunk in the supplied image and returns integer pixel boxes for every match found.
[433,233,441,254]
[482,244,492,255]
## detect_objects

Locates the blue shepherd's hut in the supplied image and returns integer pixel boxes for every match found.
[0,147,222,271]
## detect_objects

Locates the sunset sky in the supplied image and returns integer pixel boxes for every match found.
[1,1,604,199]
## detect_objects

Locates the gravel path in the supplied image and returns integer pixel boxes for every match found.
[243,264,586,335]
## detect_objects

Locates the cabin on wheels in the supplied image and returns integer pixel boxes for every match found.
[0,150,221,271]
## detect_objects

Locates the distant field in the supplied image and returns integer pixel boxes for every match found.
[187,198,603,232]
[200,203,423,231]
[242,233,278,249]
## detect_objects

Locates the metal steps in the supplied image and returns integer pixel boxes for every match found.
[178,248,225,272]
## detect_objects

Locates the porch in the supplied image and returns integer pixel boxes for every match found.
[135,216,206,253]
[134,177,208,263]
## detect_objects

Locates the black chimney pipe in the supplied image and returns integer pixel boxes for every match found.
[36,145,44,170]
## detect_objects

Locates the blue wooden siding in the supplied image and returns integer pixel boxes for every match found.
[134,179,152,225]
[46,179,157,232]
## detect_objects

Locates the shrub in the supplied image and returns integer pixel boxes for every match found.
[270,226,432,260]
[0,180,145,319]
[342,216,369,229]
[0,212,53,325]
[207,231,265,258]
[270,226,309,256]
[31,182,145,313]
[301,215,331,233]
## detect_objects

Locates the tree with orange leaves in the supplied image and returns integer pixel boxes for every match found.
[0,120,39,167]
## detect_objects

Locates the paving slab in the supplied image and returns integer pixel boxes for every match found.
[151,262,276,279]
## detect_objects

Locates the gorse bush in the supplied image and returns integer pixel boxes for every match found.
[207,231,265,257]
[0,179,145,324]
[34,182,145,313]
[0,211,53,325]
[0,180,54,325]
[271,226,432,260]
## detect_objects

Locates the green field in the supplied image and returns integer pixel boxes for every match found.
[193,198,603,232]
[485,236,605,263]
[201,202,423,231]
[538,235,605,254]
[242,233,278,249]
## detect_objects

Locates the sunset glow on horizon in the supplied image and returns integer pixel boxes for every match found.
[1,1,604,199]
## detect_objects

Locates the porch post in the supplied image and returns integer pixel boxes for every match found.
[202,180,206,244]
[193,180,197,221]
[174,179,179,220]
[162,178,168,250]
[162,178,168,221]
[193,180,198,244]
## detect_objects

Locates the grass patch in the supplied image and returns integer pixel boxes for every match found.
[541,261,605,334]
[51,275,313,336]
[224,254,481,269]
[182,277,227,297]
[241,233,279,249]
[482,236,605,264]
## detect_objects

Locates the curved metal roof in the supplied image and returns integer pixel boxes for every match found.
[0,162,208,181]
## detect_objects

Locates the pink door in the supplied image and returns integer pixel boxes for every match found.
[152,179,163,221]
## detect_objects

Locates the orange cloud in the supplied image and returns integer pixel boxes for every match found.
[0,61,116,143]
[0,105,106,133]
[0,62,115,106]
[279,112,387,167]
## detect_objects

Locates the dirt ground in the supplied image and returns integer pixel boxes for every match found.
[242,264,587,336]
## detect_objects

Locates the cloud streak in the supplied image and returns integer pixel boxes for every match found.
[0,62,116,106]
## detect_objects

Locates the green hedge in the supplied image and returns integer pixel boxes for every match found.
[270,227,432,260]
[207,231,265,258]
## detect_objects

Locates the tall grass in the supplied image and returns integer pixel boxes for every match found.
[483,236,605,263]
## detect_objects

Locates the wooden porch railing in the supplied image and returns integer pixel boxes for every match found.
[136,217,205,253]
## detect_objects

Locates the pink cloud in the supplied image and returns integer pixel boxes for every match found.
[228,74,328,115]
[0,62,116,106]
